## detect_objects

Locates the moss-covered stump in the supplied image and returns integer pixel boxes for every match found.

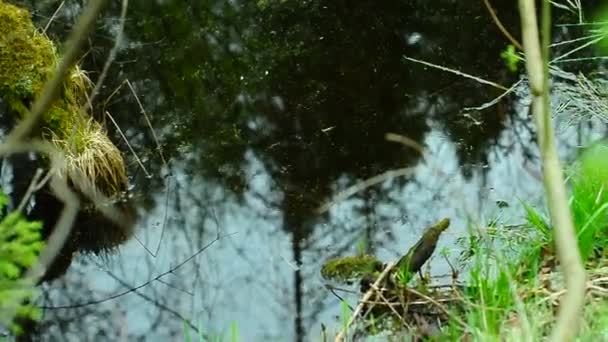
[0,1,135,271]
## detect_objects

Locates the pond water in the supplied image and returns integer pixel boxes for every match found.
[8,1,608,341]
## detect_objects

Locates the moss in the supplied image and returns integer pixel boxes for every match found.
[0,2,56,102]
[321,255,384,283]
[0,2,133,259]
[0,2,91,139]
[0,2,126,194]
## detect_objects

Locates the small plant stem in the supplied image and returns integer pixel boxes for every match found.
[518,0,587,341]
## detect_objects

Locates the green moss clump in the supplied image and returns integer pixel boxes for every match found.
[0,2,56,102]
[0,2,92,139]
[321,255,383,283]
[0,2,133,256]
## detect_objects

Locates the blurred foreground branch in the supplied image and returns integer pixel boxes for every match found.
[518,1,586,341]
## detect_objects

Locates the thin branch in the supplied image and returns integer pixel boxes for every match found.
[405,288,467,329]
[461,79,522,112]
[87,0,128,108]
[105,111,151,178]
[16,168,45,213]
[41,232,235,309]
[402,56,509,91]
[518,0,586,341]
[155,278,194,297]
[103,271,204,338]
[126,80,168,169]
[385,133,427,156]
[482,0,523,50]
[334,261,396,342]
[43,1,65,34]
[316,167,417,214]
[551,35,605,63]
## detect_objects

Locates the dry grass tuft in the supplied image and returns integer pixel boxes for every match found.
[51,118,128,199]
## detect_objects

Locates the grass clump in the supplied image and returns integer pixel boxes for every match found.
[51,119,128,198]
[569,140,608,261]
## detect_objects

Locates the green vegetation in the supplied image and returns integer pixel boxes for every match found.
[0,1,128,200]
[321,255,383,284]
[500,44,520,73]
[324,140,608,340]
[0,191,44,335]
[595,5,608,54]
[438,143,608,339]
[183,320,240,342]
[0,1,134,255]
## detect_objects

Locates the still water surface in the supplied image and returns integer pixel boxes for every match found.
[11,1,606,340]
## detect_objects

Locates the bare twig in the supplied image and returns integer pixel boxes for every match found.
[482,0,523,50]
[405,287,467,328]
[41,231,235,309]
[369,283,405,322]
[103,271,205,338]
[126,80,168,168]
[317,167,417,214]
[87,0,128,108]
[16,168,45,213]
[43,1,65,34]
[402,56,509,91]
[385,133,427,156]
[105,111,151,178]
[461,79,522,112]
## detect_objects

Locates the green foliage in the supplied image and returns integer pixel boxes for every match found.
[523,203,550,240]
[183,319,239,342]
[0,191,44,334]
[514,140,608,261]
[393,266,412,287]
[569,140,608,260]
[440,141,608,339]
[595,5,608,54]
[355,236,368,256]
[340,300,350,339]
[500,45,520,73]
